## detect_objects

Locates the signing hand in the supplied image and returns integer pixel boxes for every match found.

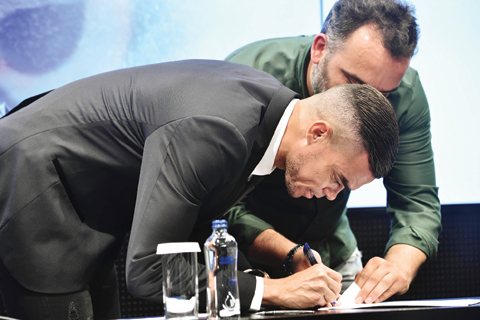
[262,264,342,309]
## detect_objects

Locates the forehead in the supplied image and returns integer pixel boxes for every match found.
[328,24,410,92]
[332,149,374,190]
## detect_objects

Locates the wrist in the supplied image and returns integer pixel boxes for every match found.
[262,278,283,306]
[385,244,427,283]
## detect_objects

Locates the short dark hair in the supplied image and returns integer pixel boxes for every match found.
[348,84,399,178]
[312,84,399,178]
[321,0,419,59]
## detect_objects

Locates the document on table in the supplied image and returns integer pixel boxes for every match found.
[322,282,480,310]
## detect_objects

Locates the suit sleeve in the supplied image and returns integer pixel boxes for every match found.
[384,71,441,259]
[125,116,257,310]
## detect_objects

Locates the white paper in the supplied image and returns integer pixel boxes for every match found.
[327,298,480,310]
[324,282,480,310]
[337,282,361,307]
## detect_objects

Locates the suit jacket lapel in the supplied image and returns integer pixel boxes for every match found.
[214,90,298,217]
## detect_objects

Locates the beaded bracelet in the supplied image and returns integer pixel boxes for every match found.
[283,244,303,275]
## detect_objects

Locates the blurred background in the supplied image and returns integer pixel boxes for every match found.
[1,0,478,208]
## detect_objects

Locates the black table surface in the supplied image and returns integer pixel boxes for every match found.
[248,303,480,320]
[121,297,480,320]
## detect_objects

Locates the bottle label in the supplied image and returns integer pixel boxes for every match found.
[219,256,234,265]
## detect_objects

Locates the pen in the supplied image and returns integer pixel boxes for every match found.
[255,310,315,315]
[304,243,338,307]
[303,242,318,265]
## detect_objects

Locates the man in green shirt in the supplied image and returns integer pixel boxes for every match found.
[224,0,440,305]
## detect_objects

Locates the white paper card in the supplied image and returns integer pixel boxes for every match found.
[323,281,480,310]
[338,282,361,307]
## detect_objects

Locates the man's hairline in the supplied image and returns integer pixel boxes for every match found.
[323,21,416,61]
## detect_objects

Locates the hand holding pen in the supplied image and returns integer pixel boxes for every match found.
[304,243,340,307]
[267,244,342,309]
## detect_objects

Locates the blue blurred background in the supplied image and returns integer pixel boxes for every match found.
[1,0,478,208]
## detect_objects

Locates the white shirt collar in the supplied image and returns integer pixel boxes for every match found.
[249,98,299,179]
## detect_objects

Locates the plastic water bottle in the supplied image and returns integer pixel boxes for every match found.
[204,220,241,318]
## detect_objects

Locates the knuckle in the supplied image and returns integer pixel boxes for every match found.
[371,257,384,265]
[369,274,380,283]
[312,293,326,306]
[358,271,370,280]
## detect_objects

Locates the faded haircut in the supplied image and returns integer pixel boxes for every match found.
[314,84,399,178]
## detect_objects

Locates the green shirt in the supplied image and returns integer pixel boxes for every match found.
[223,36,441,275]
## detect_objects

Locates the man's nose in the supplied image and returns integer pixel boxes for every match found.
[324,185,344,201]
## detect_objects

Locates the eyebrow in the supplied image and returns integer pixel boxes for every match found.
[340,176,350,190]
[342,70,399,95]
[339,173,351,191]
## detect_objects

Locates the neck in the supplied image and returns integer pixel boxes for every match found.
[274,100,303,170]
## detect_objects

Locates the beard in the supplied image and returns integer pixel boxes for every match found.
[284,151,318,198]
[285,156,301,198]
[311,54,331,95]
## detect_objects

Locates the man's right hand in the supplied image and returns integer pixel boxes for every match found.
[261,264,342,309]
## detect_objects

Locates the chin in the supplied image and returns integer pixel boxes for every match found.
[285,186,298,198]
[286,188,303,199]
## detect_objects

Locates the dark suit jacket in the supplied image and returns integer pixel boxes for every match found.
[0,60,298,310]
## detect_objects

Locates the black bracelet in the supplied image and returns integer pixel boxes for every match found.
[283,244,303,275]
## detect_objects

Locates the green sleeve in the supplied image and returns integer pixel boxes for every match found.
[384,68,441,259]
[220,202,274,255]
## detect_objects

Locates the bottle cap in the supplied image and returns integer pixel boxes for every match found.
[212,219,227,229]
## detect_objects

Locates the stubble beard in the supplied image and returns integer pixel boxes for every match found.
[285,156,301,198]
[284,152,318,198]
[311,54,330,95]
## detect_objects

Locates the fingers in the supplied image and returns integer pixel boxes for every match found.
[306,264,342,297]
[313,249,322,264]
[326,266,343,283]
[278,264,342,308]
[326,300,342,308]
[357,273,394,304]
[354,257,409,304]
[308,264,342,303]
[292,249,323,273]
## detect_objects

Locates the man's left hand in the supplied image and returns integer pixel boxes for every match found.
[353,244,427,304]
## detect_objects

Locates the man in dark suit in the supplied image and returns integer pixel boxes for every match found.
[0,60,398,319]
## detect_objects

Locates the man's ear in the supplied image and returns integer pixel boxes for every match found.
[307,121,331,145]
[311,34,328,64]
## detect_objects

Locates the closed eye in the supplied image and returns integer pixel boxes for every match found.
[336,172,350,190]
[343,70,364,85]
